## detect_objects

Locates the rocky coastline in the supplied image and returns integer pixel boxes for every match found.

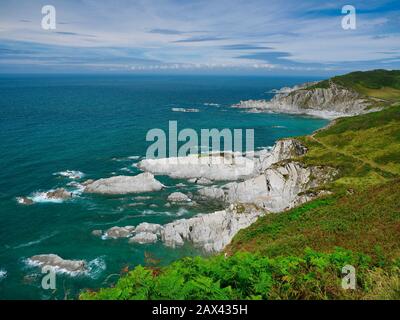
[233,80,381,119]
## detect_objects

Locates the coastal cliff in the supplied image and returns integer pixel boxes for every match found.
[234,70,400,118]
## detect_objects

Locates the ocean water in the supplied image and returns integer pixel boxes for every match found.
[0,74,328,299]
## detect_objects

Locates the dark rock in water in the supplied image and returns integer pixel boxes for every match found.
[17,197,34,205]
[28,254,86,273]
[46,188,72,200]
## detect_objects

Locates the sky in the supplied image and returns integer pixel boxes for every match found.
[0,0,399,75]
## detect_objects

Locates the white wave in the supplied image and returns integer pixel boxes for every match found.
[53,170,85,180]
[0,269,7,280]
[30,192,64,204]
[13,232,59,249]
[66,181,85,195]
[87,256,107,279]
[112,155,141,162]
[177,208,189,216]
[272,125,287,129]
[204,103,220,107]
[119,167,134,173]
[172,107,199,113]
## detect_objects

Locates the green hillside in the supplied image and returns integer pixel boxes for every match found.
[309,69,400,102]
[80,82,400,300]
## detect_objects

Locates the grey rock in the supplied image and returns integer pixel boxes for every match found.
[91,230,103,237]
[233,81,380,119]
[16,197,34,205]
[28,254,86,274]
[84,173,164,194]
[167,192,190,202]
[46,188,72,200]
[104,226,135,239]
[134,222,163,235]
[129,232,158,244]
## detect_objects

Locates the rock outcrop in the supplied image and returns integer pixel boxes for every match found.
[27,254,87,274]
[129,232,158,244]
[233,81,378,119]
[160,205,263,252]
[46,188,73,200]
[102,205,264,252]
[84,173,164,194]
[137,153,255,181]
[167,192,191,202]
[103,226,135,239]
[199,161,337,212]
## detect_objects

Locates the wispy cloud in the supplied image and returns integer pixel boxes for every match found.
[0,0,399,73]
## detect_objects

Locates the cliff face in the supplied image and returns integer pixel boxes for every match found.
[234,81,378,118]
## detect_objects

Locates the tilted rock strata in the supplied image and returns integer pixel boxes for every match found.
[234,81,379,119]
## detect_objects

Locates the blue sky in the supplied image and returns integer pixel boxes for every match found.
[0,0,399,75]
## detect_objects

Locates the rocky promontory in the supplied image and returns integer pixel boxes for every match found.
[233,80,379,119]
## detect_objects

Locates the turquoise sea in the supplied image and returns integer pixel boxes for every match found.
[0,75,328,299]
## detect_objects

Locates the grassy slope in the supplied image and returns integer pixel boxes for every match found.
[308,69,400,104]
[81,78,400,300]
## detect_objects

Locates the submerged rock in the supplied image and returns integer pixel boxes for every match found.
[84,173,164,194]
[91,230,102,237]
[27,254,86,274]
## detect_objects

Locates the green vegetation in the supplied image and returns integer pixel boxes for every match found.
[81,72,400,300]
[80,248,400,300]
[308,69,400,103]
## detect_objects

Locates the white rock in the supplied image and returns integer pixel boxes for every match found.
[199,161,336,213]
[188,177,213,185]
[167,192,190,202]
[129,232,158,244]
[134,222,162,235]
[84,173,164,194]
[104,226,135,239]
[160,207,263,252]
[138,153,255,181]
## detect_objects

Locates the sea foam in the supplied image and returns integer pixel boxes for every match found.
[53,170,85,179]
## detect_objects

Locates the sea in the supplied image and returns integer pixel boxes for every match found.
[0,74,328,299]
